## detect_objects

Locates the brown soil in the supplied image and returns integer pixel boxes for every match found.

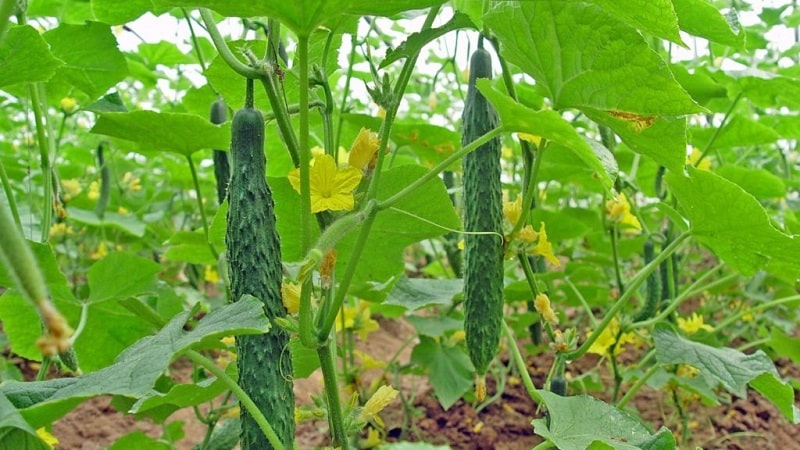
[23,319,800,450]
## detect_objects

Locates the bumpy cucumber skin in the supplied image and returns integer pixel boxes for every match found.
[211,98,230,205]
[226,106,294,450]
[635,237,661,322]
[462,47,504,376]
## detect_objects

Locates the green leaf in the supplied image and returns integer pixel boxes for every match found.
[134,41,194,67]
[289,337,321,379]
[666,167,800,282]
[377,443,453,450]
[129,375,227,422]
[716,166,785,199]
[532,390,676,449]
[478,80,616,190]
[485,1,702,115]
[67,208,145,237]
[406,315,463,338]
[0,25,63,88]
[380,12,474,68]
[587,0,684,45]
[0,243,79,363]
[653,324,778,398]
[84,91,129,113]
[108,431,172,450]
[153,0,446,34]
[0,393,50,450]
[749,372,800,424]
[673,0,744,48]
[87,252,162,304]
[26,0,94,23]
[583,111,687,173]
[383,277,462,311]
[767,328,800,365]
[42,22,129,99]
[410,336,473,410]
[670,65,728,106]
[89,111,230,156]
[92,0,161,25]
[0,296,269,427]
[164,230,216,265]
[690,116,779,150]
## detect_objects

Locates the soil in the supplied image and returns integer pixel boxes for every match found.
[17,318,800,450]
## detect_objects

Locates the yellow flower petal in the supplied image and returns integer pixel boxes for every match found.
[677,312,713,334]
[282,281,301,314]
[348,128,380,171]
[503,196,523,225]
[687,147,711,171]
[37,427,59,448]
[359,385,399,423]
[309,155,362,213]
[533,293,559,325]
[531,222,560,267]
[517,132,542,146]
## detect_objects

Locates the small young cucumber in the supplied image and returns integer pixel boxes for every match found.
[210,97,230,204]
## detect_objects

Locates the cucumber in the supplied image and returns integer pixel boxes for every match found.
[634,237,661,322]
[461,42,504,399]
[211,97,230,205]
[226,83,294,449]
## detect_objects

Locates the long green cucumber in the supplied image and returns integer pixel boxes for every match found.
[461,42,504,397]
[225,84,294,449]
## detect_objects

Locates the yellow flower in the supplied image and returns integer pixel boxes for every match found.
[87,181,100,200]
[60,179,81,201]
[687,147,711,171]
[533,293,558,325]
[281,281,301,315]
[336,300,379,340]
[677,364,699,378]
[221,336,235,347]
[122,172,142,192]
[516,225,538,244]
[531,222,560,267]
[677,312,713,334]
[348,128,380,172]
[59,97,78,114]
[204,266,220,284]
[457,239,464,250]
[288,154,362,213]
[222,405,240,419]
[517,132,542,147]
[503,196,523,225]
[448,330,466,345]
[90,242,108,260]
[501,146,514,160]
[359,426,383,449]
[605,192,641,233]
[376,107,386,119]
[358,385,399,424]
[49,223,73,239]
[587,318,636,356]
[36,427,59,448]
[354,350,386,370]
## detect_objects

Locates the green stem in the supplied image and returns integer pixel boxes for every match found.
[365,6,440,203]
[28,83,52,242]
[509,139,546,237]
[501,320,543,404]
[564,276,597,327]
[199,9,260,78]
[616,351,657,408]
[0,157,21,229]
[377,127,505,211]
[609,226,625,294]
[0,0,16,45]
[517,252,541,297]
[185,350,286,450]
[712,295,800,334]
[182,8,208,73]
[334,35,358,153]
[696,92,742,166]
[564,232,689,360]
[185,154,218,260]
[635,265,731,328]
[317,341,348,449]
